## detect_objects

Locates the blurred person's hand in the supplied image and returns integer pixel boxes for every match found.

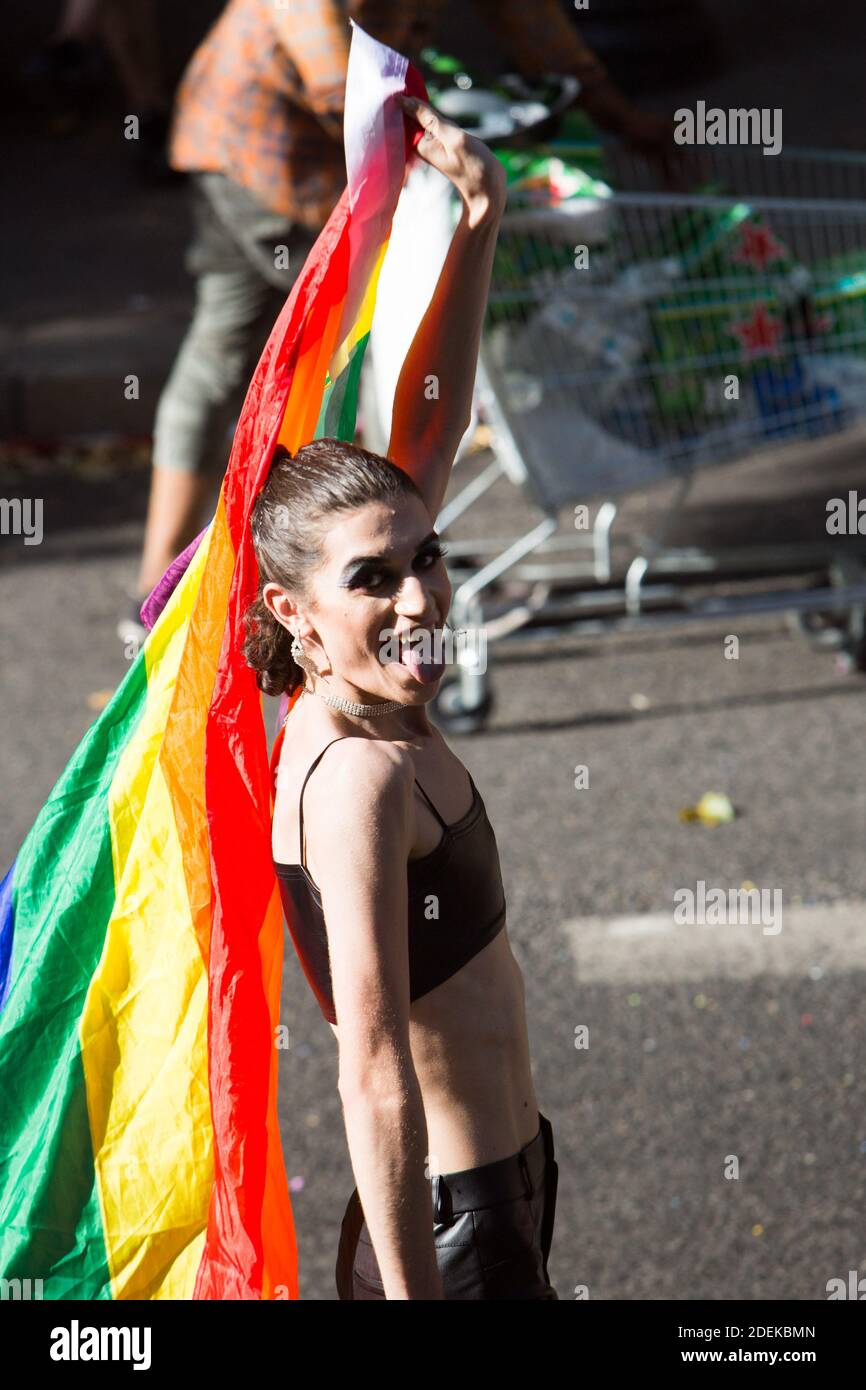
[397,94,507,225]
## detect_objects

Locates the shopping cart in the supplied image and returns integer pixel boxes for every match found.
[418,73,866,730]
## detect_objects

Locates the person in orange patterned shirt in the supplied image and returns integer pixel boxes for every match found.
[122,0,673,647]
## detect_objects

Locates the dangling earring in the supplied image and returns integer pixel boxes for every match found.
[291,631,315,674]
[288,629,406,716]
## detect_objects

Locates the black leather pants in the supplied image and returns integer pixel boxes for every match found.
[335,1111,559,1300]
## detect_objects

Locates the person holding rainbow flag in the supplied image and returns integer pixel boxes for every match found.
[0,24,557,1301]
[253,81,559,1300]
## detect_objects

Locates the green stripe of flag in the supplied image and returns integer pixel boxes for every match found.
[315,333,371,443]
[0,652,149,1298]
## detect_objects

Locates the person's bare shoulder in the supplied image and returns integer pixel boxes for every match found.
[302,736,415,884]
[303,738,417,1055]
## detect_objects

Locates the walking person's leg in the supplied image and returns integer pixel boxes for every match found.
[127,174,317,633]
[96,0,167,119]
[135,263,281,595]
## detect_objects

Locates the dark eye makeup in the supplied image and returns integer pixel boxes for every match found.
[340,540,449,591]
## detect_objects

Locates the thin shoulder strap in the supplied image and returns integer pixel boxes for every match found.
[298,736,354,867]
[298,739,470,864]
[413,777,451,833]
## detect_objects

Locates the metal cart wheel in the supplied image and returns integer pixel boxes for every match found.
[431,673,494,734]
[787,609,850,650]
[785,556,866,669]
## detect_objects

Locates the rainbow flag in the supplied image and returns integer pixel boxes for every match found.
[0,25,427,1301]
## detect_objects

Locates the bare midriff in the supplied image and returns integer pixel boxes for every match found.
[327,927,540,1174]
[275,704,541,1175]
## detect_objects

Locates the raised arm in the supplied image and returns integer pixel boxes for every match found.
[386,97,507,520]
[304,737,443,1300]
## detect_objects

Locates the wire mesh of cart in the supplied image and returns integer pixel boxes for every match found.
[434,142,866,731]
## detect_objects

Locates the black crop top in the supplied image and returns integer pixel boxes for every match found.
[273,736,507,1025]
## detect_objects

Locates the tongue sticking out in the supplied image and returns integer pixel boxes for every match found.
[400,637,447,685]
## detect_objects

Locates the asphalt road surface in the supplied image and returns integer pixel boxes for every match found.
[2,436,864,1300]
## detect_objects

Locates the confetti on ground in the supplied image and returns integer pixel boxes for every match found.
[678,791,736,826]
[86,689,115,711]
